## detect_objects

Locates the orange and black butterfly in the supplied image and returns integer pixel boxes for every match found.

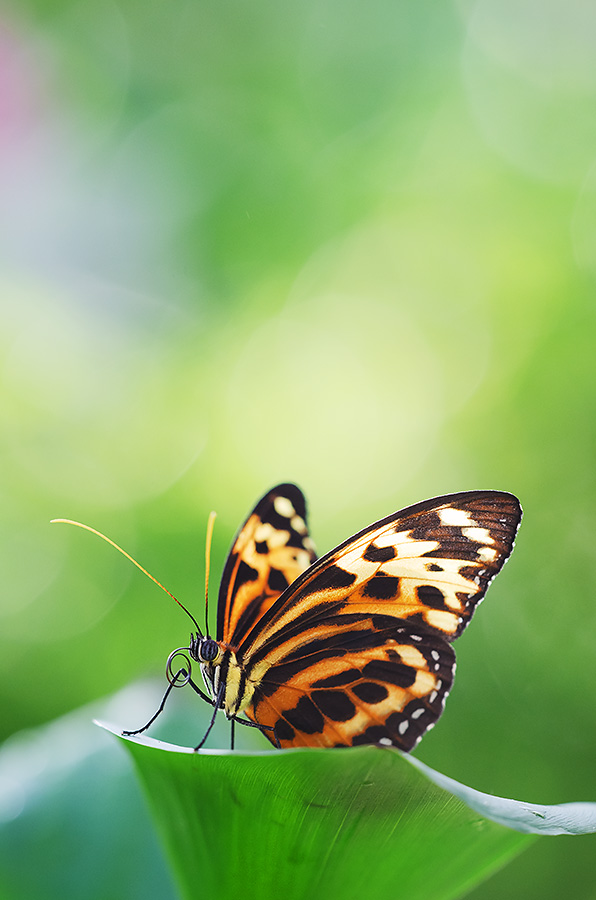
[117,484,521,751]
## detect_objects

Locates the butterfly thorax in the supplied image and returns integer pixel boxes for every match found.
[189,634,254,719]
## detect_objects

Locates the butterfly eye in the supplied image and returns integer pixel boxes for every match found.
[198,638,221,665]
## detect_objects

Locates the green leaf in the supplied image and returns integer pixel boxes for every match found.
[99,722,593,900]
[406,756,596,836]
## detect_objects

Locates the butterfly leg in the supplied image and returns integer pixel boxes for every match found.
[269,724,281,749]
[185,674,217,706]
[194,681,226,750]
[122,667,189,736]
[229,715,281,748]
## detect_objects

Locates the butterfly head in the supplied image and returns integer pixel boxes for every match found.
[189,633,223,666]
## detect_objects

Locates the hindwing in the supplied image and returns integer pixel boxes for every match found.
[247,618,455,750]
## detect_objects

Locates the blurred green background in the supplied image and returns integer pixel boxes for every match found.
[1,0,596,897]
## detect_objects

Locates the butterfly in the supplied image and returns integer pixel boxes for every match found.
[118,484,521,751]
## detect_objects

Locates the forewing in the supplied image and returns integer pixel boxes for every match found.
[246,617,455,750]
[217,483,317,643]
[239,490,521,666]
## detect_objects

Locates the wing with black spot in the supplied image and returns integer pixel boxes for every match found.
[247,617,455,750]
[239,490,521,660]
[217,483,317,644]
[237,490,521,748]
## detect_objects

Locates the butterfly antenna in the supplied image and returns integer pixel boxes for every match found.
[50,519,203,635]
[204,511,217,638]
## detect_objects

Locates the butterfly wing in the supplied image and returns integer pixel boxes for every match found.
[216,483,317,643]
[248,618,456,749]
[238,490,521,749]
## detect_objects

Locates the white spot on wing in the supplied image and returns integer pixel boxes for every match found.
[398,721,409,735]
[478,546,498,562]
[439,507,474,527]
[374,529,439,557]
[291,515,307,534]
[424,608,459,633]
[254,522,274,542]
[266,528,291,549]
[274,496,295,518]
[396,644,427,668]
[379,737,392,746]
[443,591,464,612]
[462,526,494,544]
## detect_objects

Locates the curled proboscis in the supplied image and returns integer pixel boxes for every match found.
[165,648,193,687]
